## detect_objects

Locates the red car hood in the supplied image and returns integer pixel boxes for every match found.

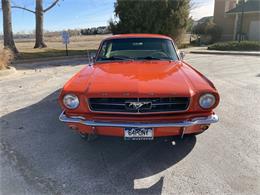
[63,60,214,98]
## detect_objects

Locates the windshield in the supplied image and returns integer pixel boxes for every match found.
[96,38,179,62]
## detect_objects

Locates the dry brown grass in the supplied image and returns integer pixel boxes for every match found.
[0,48,14,70]
[14,34,110,52]
[0,34,110,60]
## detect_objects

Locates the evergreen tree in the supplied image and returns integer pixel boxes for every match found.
[110,0,190,44]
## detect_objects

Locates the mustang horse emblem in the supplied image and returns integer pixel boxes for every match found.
[126,102,152,110]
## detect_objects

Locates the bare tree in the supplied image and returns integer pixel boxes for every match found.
[1,0,18,53]
[12,0,60,48]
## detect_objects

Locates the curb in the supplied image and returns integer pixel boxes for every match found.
[190,50,260,56]
[0,66,16,77]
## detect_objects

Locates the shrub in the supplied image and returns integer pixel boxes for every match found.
[208,41,260,51]
[205,22,222,43]
[192,19,222,44]
[0,48,14,70]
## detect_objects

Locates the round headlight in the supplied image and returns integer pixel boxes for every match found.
[199,93,216,109]
[63,94,79,109]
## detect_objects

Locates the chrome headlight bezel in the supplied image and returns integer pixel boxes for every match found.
[199,93,216,109]
[63,94,79,109]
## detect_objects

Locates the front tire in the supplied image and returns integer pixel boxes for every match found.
[79,132,89,140]
[79,132,99,142]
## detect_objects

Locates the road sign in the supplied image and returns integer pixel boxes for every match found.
[62,31,70,44]
[61,31,70,56]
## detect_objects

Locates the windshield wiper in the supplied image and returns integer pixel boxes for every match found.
[99,56,133,61]
[137,56,173,61]
[137,56,169,60]
[137,56,160,60]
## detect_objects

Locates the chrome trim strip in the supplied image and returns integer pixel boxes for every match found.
[59,111,219,128]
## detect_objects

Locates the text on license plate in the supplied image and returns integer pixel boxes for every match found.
[124,127,154,140]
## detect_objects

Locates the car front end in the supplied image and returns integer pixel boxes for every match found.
[58,34,220,140]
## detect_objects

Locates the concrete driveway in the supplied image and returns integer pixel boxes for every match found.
[0,54,260,194]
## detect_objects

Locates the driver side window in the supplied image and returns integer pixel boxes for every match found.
[99,42,107,57]
[99,41,112,58]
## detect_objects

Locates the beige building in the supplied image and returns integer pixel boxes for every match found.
[214,0,260,41]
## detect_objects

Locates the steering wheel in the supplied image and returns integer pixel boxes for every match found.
[150,51,169,58]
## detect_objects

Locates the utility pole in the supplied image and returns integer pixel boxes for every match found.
[238,0,245,43]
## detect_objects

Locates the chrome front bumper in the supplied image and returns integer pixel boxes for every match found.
[59,111,219,128]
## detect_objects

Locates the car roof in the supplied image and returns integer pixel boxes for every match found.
[104,34,173,41]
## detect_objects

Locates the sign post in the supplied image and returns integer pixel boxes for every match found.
[62,31,70,56]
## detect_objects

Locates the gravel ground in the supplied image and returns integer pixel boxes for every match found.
[0,54,260,195]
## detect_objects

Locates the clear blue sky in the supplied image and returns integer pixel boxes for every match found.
[0,0,214,34]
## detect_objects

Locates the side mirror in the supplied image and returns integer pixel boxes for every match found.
[90,52,96,59]
[91,55,96,61]
[180,51,185,60]
[87,51,96,64]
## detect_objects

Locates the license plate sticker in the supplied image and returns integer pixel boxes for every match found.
[124,127,154,140]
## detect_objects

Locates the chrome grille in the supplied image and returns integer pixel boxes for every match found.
[88,97,190,113]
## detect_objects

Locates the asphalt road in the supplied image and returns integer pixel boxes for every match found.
[0,54,260,195]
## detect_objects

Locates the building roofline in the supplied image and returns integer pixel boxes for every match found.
[226,0,260,14]
[226,10,260,14]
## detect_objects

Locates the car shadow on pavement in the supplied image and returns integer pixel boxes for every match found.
[0,90,196,194]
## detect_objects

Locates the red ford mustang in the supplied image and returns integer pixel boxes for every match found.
[59,34,219,140]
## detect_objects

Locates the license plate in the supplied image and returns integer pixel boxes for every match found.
[124,127,153,140]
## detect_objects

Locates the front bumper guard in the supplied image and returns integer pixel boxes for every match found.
[59,111,219,128]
